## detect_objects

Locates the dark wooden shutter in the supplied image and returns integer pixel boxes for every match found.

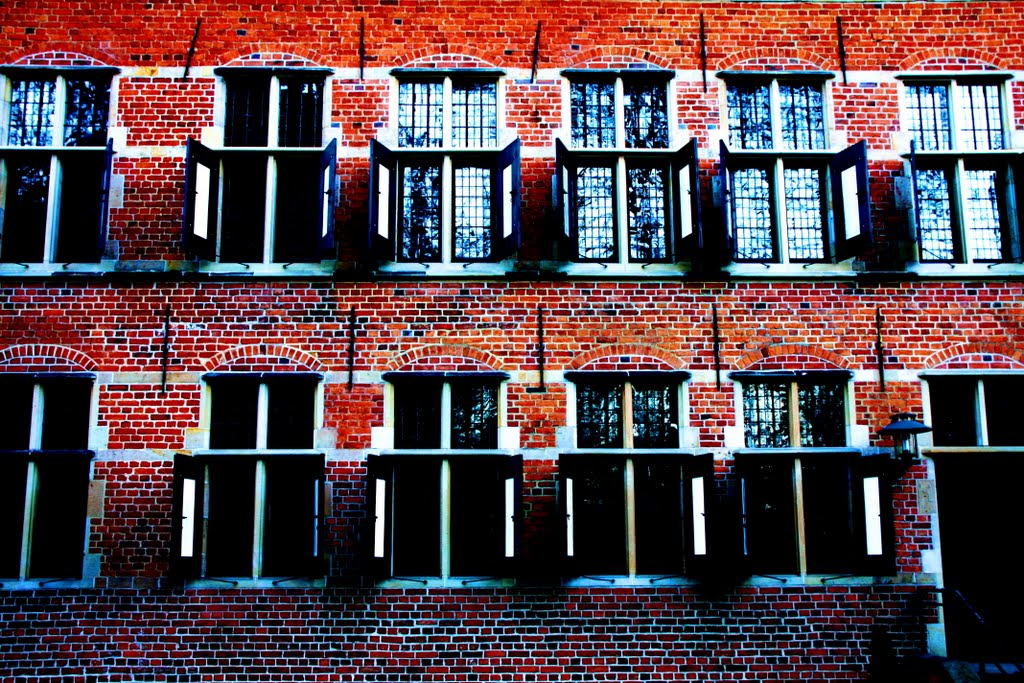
[171,454,204,579]
[554,138,573,259]
[495,138,521,260]
[182,137,219,261]
[831,140,873,261]
[672,138,703,262]
[368,139,397,260]
[318,139,338,259]
[94,138,115,261]
[367,455,393,577]
[854,453,897,576]
[718,140,735,264]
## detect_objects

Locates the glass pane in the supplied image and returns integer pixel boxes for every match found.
[743,382,789,448]
[449,459,507,576]
[627,166,667,262]
[928,377,979,447]
[0,158,50,263]
[727,84,772,150]
[906,85,951,151]
[802,458,855,574]
[956,83,1004,151]
[273,155,321,263]
[55,151,106,263]
[784,166,824,261]
[399,165,441,262]
[394,381,442,449]
[732,167,774,261]
[220,156,268,263]
[575,166,615,261]
[224,78,270,147]
[451,383,498,449]
[63,78,110,147]
[0,379,34,450]
[398,81,442,148]
[797,382,846,448]
[0,460,28,577]
[576,383,623,448]
[982,377,1023,447]
[29,456,90,579]
[632,382,677,448]
[40,381,92,450]
[209,381,260,449]
[451,81,497,148]
[8,78,55,146]
[779,83,826,151]
[623,81,668,149]
[962,169,1004,262]
[278,78,323,148]
[392,459,441,576]
[634,460,684,575]
[569,460,627,574]
[262,458,321,576]
[453,166,492,261]
[570,81,615,148]
[915,168,955,262]
[742,459,798,574]
[266,381,315,449]
[205,459,256,577]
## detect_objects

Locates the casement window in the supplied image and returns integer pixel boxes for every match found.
[183,69,337,264]
[561,371,710,577]
[0,68,115,264]
[735,371,850,448]
[0,374,93,580]
[369,71,521,264]
[737,453,893,576]
[719,74,872,264]
[369,372,522,579]
[555,70,701,264]
[903,76,1021,264]
[172,373,324,580]
[925,374,1024,447]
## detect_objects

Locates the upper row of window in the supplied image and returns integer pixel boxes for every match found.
[2,67,1021,267]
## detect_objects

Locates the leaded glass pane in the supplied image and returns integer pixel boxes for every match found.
[779,83,825,151]
[63,78,109,147]
[452,81,497,148]
[575,166,616,260]
[571,81,615,149]
[8,78,56,146]
[399,165,441,261]
[798,383,845,447]
[278,78,323,147]
[732,167,774,261]
[963,169,1003,261]
[784,166,824,261]
[627,166,667,261]
[727,84,772,150]
[394,381,442,449]
[451,383,498,449]
[956,83,1004,151]
[915,168,955,261]
[623,81,668,149]
[224,78,270,147]
[906,84,951,151]
[632,383,677,448]
[743,383,789,448]
[577,383,623,448]
[454,166,492,260]
[398,81,443,148]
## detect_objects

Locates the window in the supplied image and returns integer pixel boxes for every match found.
[904,77,1020,263]
[183,69,337,264]
[369,71,521,264]
[926,374,1023,447]
[369,372,521,579]
[172,373,324,580]
[736,371,849,448]
[561,371,709,577]
[0,68,115,264]
[555,70,701,264]
[719,74,872,263]
[0,374,93,580]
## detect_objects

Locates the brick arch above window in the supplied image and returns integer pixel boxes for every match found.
[0,344,98,372]
[719,51,832,74]
[203,344,323,373]
[387,344,502,373]
[400,52,500,70]
[569,344,683,372]
[899,51,1005,73]
[219,49,326,69]
[926,344,1024,371]
[734,345,850,372]
[8,50,114,68]
[566,50,672,71]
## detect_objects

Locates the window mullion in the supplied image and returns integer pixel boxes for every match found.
[953,157,969,263]
[788,382,801,446]
[440,458,451,578]
[616,157,628,265]
[443,77,454,146]
[20,461,40,580]
[29,383,45,449]
[770,80,783,150]
[440,382,453,449]
[793,457,808,576]
[263,156,276,264]
[624,457,637,577]
[774,157,789,264]
[975,378,989,446]
[43,154,61,264]
[623,382,634,448]
[52,76,68,147]
[614,77,625,149]
[252,459,266,579]
[442,156,453,263]
[256,382,270,449]
[267,76,281,147]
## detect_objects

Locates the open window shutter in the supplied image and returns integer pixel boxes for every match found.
[182,137,219,261]
[831,140,873,261]
[367,455,393,576]
[94,138,115,261]
[318,139,338,259]
[171,454,204,578]
[495,138,521,260]
[672,139,703,262]
[718,141,735,264]
[559,455,577,573]
[854,454,896,576]
[908,140,922,249]
[502,454,523,573]
[683,453,714,577]
[368,140,397,261]
[1011,154,1024,263]
[554,138,573,259]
